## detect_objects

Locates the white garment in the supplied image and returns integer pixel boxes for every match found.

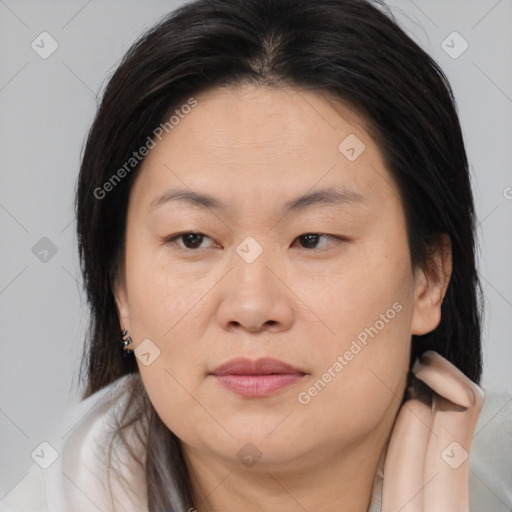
[1,375,510,512]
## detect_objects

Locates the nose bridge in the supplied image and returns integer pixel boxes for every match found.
[232,234,278,298]
[214,234,294,332]
[235,233,269,269]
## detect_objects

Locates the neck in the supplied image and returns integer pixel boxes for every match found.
[183,432,389,512]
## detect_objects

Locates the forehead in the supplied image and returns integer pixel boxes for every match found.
[131,84,398,212]
[166,85,371,162]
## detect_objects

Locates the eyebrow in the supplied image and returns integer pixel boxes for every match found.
[149,185,365,215]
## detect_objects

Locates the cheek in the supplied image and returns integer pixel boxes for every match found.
[291,236,414,355]
[290,240,414,427]
[292,303,412,451]
[123,242,218,436]
[124,233,211,335]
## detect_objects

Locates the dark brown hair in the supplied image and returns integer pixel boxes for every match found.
[75,1,483,510]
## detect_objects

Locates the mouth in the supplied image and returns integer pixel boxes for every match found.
[210,357,307,397]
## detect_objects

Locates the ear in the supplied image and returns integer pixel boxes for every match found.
[410,234,452,336]
[112,270,131,333]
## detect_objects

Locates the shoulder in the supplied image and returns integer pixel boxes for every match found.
[0,463,47,512]
[0,374,148,512]
[469,387,512,511]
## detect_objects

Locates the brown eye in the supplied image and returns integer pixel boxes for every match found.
[166,232,215,250]
[293,233,341,250]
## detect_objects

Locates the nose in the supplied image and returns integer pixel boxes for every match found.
[215,246,295,334]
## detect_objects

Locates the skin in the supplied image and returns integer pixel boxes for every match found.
[114,84,458,511]
[383,351,484,511]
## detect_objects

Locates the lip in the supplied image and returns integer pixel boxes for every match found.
[210,357,307,397]
[212,357,305,376]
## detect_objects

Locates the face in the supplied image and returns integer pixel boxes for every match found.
[114,84,451,474]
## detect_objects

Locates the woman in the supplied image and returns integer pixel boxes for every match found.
[2,0,510,511]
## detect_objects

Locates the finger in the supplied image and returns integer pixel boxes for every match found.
[381,398,433,512]
[412,351,484,512]
[411,351,478,408]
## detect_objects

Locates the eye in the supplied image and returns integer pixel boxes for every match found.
[165,232,217,250]
[292,233,344,250]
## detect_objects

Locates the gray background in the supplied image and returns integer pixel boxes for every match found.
[1,0,511,499]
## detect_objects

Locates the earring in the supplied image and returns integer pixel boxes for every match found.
[120,329,134,356]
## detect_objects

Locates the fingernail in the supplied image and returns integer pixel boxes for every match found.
[420,350,435,365]
[425,351,477,405]
[411,354,427,374]
[411,351,435,375]
[413,351,476,408]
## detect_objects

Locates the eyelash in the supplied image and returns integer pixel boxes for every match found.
[164,231,346,251]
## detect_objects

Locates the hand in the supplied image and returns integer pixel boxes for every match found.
[381,351,484,512]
